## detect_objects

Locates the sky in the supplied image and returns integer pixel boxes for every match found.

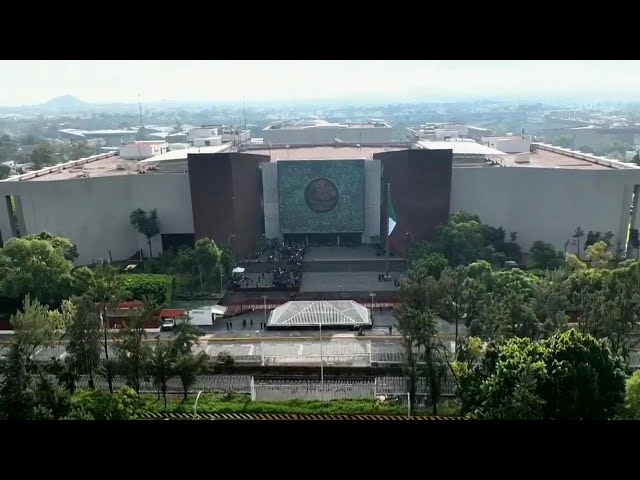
[1,60,640,106]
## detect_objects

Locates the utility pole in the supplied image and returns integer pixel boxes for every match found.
[243,96,247,131]
[385,182,390,278]
[319,318,324,403]
[138,93,144,128]
[262,295,267,327]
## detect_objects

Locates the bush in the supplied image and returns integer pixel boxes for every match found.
[70,386,145,420]
[623,371,640,419]
[120,274,175,305]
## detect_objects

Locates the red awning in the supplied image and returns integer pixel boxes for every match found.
[159,309,187,319]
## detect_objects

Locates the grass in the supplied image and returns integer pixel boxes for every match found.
[141,393,463,416]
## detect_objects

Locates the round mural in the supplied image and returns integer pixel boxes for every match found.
[304,178,339,213]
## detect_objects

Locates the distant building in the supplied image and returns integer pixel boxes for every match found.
[166,132,188,143]
[482,135,531,154]
[59,128,137,147]
[2,136,640,267]
[262,118,392,146]
[118,141,169,161]
[467,126,493,140]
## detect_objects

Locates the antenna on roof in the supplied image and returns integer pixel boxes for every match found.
[137,93,144,128]
[243,96,247,131]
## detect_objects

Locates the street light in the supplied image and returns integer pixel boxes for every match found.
[227,233,236,254]
[262,295,267,328]
[194,390,203,419]
[338,285,343,299]
[405,231,414,244]
[405,232,414,259]
[369,292,376,323]
[319,318,325,403]
[220,271,224,295]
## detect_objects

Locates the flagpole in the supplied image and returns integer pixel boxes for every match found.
[385,182,390,278]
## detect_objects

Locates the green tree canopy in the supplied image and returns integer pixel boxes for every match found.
[0,237,75,307]
[459,329,626,420]
[22,231,79,261]
[0,164,10,180]
[129,208,160,258]
[529,240,564,270]
[31,142,55,168]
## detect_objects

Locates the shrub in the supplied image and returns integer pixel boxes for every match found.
[120,274,174,305]
[70,386,145,420]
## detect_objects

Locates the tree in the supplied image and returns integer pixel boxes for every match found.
[32,372,72,420]
[192,238,222,291]
[565,253,587,272]
[0,237,74,307]
[437,266,470,356]
[22,231,79,261]
[632,151,640,166]
[31,142,55,168]
[407,252,448,283]
[114,300,155,393]
[174,353,208,402]
[171,318,206,401]
[0,344,34,420]
[0,133,18,159]
[395,282,449,414]
[0,164,10,180]
[622,371,640,419]
[91,264,125,394]
[459,329,626,420]
[630,228,640,260]
[148,338,175,409]
[219,245,235,279]
[129,208,160,258]
[586,240,613,268]
[66,295,102,389]
[578,270,640,357]
[11,295,69,360]
[529,240,564,270]
[572,226,585,258]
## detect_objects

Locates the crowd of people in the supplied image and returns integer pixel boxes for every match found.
[234,240,305,291]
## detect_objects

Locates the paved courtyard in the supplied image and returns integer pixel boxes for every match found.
[299,271,402,293]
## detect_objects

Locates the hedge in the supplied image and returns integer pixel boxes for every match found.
[120,274,175,305]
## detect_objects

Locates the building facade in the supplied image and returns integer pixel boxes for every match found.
[2,143,640,265]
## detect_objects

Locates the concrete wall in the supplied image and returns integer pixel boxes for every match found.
[262,127,392,146]
[451,167,640,253]
[363,160,381,242]
[0,173,194,265]
[261,162,280,240]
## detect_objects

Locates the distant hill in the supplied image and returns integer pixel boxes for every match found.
[42,95,88,109]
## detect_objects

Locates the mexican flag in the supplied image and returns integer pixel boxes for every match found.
[388,190,396,237]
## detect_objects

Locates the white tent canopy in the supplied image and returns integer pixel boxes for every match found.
[232,267,245,274]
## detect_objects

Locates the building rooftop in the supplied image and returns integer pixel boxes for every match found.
[8,154,135,182]
[246,145,406,161]
[518,143,640,170]
[264,118,391,131]
[137,144,231,164]
[416,140,507,156]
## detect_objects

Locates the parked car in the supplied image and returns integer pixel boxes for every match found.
[161,318,175,332]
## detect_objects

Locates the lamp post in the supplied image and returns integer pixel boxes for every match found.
[227,233,236,254]
[194,390,203,419]
[220,271,224,295]
[319,318,325,403]
[369,292,376,323]
[338,285,343,299]
[405,231,414,260]
[262,295,267,328]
